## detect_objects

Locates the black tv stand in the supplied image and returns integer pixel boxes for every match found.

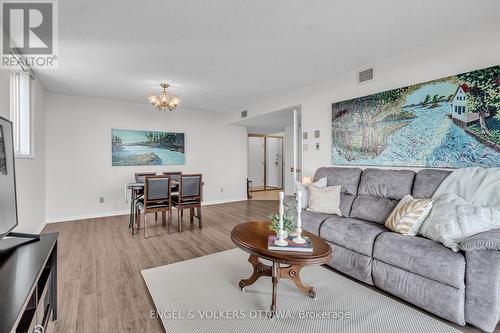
[7,232,40,240]
[0,233,57,333]
[0,232,40,254]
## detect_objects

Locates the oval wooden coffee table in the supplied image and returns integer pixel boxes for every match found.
[231,221,332,317]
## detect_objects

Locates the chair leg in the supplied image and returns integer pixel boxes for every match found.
[190,208,194,227]
[162,211,166,227]
[178,208,182,232]
[168,207,172,234]
[144,212,148,238]
[136,207,140,230]
[198,206,202,229]
[155,212,158,221]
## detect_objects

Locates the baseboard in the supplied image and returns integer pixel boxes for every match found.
[45,197,249,224]
[46,210,130,224]
[36,221,47,234]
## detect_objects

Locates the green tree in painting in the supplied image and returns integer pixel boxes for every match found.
[423,94,431,105]
[457,66,500,136]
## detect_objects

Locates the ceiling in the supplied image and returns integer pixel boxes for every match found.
[36,0,500,113]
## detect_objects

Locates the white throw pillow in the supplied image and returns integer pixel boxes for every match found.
[296,177,327,209]
[419,193,500,251]
[385,195,433,236]
[306,185,342,215]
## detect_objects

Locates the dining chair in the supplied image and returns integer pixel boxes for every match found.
[172,174,203,232]
[136,175,172,238]
[163,171,182,193]
[135,172,157,183]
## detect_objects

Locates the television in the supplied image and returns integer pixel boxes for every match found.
[0,116,18,239]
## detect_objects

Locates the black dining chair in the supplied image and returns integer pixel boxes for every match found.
[172,174,203,232]
[135,172,157,183]
[163,171,182,193]
[136,175,172,238]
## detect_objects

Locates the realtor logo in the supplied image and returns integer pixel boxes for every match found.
[1,0,58,69]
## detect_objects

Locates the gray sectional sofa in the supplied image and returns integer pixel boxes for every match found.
[285,167,500,332]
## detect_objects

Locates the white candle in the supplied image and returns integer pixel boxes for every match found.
[296,191,302,230]
[279,191,284,230]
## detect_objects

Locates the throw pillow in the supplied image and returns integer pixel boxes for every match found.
[419,193,500,252]
[296,177,327,209]
[385,195,433,236]
[307,185,342,215]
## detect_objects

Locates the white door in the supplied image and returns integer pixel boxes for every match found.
[283,126,295,195]
[292,109,302,189]
[265,137,283,189]
[248,136,265,188]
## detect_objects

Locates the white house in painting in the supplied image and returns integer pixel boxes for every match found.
[450,83,489,124]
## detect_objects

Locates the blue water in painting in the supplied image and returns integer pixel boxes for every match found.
[332,102,500,168]
[114,145,185,165]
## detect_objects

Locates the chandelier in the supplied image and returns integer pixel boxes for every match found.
[148,83,180,111]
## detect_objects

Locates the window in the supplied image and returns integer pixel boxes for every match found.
[9,70,33,157]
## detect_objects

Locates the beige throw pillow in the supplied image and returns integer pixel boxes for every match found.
[307,185,342,215]
[385,195,433,236]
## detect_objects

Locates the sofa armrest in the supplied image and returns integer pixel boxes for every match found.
[460,228,500,251]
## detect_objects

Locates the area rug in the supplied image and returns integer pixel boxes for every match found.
[142,249,461,333]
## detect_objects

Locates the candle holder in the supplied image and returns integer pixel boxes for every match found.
[274,192,288,247]
[293,191,306,244]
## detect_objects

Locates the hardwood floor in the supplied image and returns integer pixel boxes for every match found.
[42,200,277,333]
[42,200,498,333]
[249,189,280,201]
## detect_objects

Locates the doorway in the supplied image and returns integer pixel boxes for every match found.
[247,134,283,193]
[232,105,302,200]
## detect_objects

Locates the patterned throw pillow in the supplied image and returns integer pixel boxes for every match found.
[307,185,342,215]
[385,195,433,236]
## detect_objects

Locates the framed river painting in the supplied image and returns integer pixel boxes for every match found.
[332,65,500,168]
[112,129,185,166]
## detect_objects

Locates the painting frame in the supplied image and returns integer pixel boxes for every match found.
[331,65,500,168]
[111,128,185,166]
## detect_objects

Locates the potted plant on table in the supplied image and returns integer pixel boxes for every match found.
[267,213,296,239]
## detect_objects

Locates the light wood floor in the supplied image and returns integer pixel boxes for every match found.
[41,200,498,333]
[249,189,281,201]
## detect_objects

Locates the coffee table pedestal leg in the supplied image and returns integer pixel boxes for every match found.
[238,255,272,291]
[280,265,316,298]
[238,255,318,317]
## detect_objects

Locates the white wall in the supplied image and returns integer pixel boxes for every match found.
[0,70,46,233]
[235,29,500,177]
[45,93,247,222]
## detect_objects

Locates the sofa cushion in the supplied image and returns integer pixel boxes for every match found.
[319,215,387,256]
[413,169,451,199]
[301,210,332,236]
[350,169,415,224]
[327,242,374,285]
[373,232,465,289]
[372,261,465,325]
[313,167,362,216]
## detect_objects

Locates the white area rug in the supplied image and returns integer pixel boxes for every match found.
[142,249,461,333]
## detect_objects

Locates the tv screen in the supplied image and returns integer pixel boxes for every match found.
[0,117,18,238]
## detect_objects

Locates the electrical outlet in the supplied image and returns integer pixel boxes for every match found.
[315,142,320,150]
[99,197,104,203]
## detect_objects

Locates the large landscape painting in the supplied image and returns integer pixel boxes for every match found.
[112,129,185,166]
[332,65,500,168]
